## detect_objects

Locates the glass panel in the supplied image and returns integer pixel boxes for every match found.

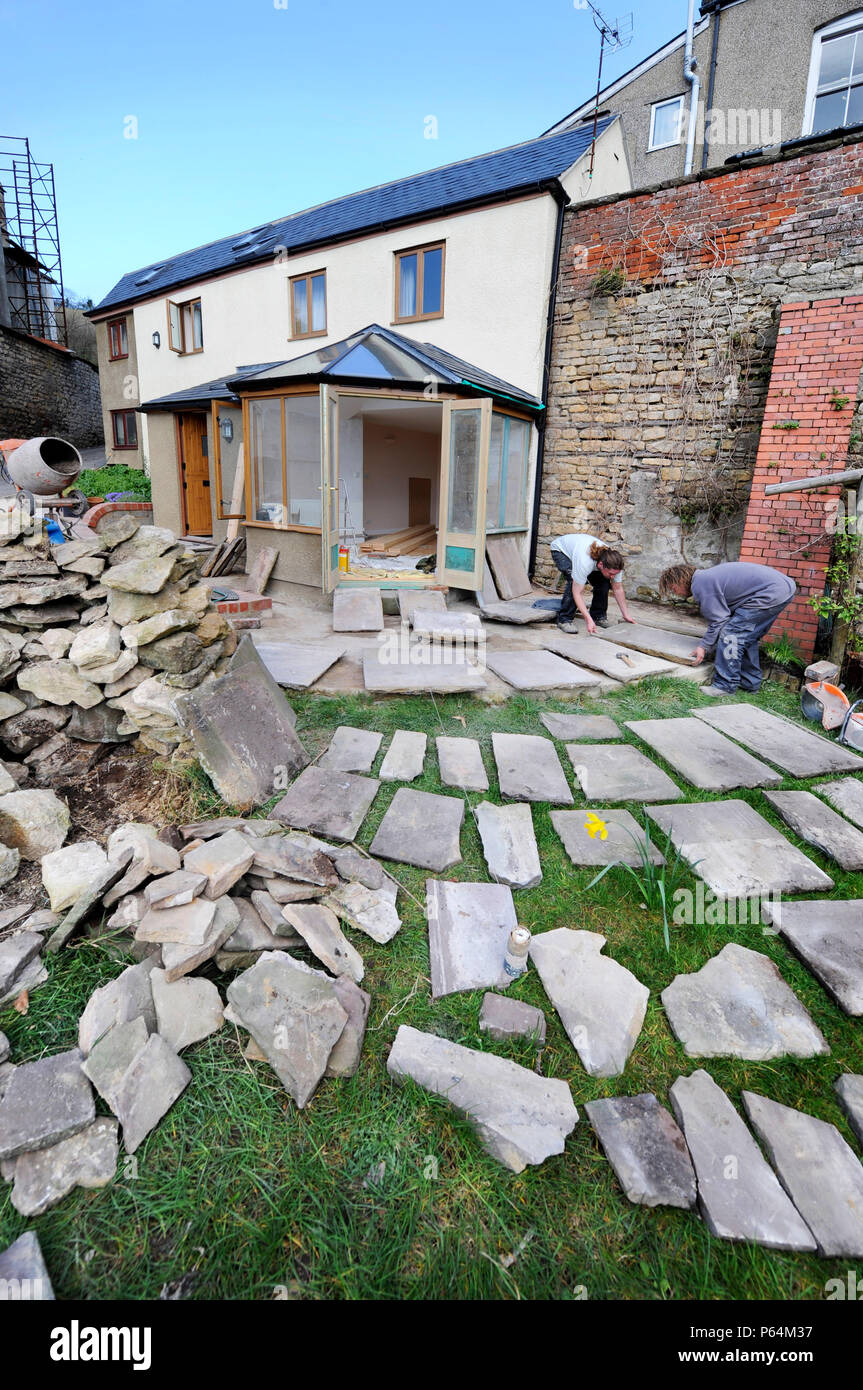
[311,274,326,332]
[854,33,863,78]
[249,398,283,522]
[847,80,863,125]
[169,301,181,350]
[486,414,504,527]
[813,89,847,132]
[398,253,418,318]
[651,98,682,147]
[293,278,308,335]
[126,413,138,448]
[819,33,856,89]
[503,418,529,528]
[447,408,481,532]
[217,406,243,515]
[113,414,125,447]
[192,301,203,350]
[422,246,443,315]
[285,397,322,527]
[328,397,338,533]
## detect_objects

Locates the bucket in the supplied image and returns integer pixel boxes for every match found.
[3,436,83,496]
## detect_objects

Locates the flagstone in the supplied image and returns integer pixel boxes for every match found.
[273,766,380,842]
[814,775,863,830]
[362,649,487,693]
[529,929,649,1077]
[427,880,517,998]
[584,1093,697,1209]
[330,845,387,890]
[370,787,463,871]
[598,623,702,665]
[436,735,488,791]
[81,1017,149,1109]
[151,968,224,1051]
[379,729,427,782]
[248,833,338,886]
[282,903,364,982]
[182,829,255,898]
[40,839,109,913]
[551,807,663,867]
[485,649,601,691]
[565,743,682,802]
[540,712,621,741]
[626,717,781,790]
[112,1033,191,1154]
[491,733,573,803]
[761,898,863,1015]
[160,895,240,981]
[412,610,484,641]
[479,993,546,1045]
[326,880,402,943]
[135,896,217,946]
[0,1049,94,1161]
[544,631,676,682]
[835,1074,863,1146]
[319,725,383,774]
[0,1232,54,1298]
[475,800,541,888]
[8,1116,119,1217]
[250,639,345,688]
[332,587,384,632]
[0,931,42,998]
[144,869,208,910]
[78,957,158,1054]
[325,976,371,1078]
[694,703,863,776]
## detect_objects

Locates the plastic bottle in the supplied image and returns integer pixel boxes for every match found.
[503,926,531,984]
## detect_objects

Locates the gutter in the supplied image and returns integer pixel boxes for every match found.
[683,0,701,177]
[701,3,722,169]
[528,182,569,578]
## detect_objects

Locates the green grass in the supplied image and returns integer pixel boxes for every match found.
[76,464,151,501]
[2,676,862,1301]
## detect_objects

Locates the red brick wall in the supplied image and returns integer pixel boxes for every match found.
[737,296,863,659]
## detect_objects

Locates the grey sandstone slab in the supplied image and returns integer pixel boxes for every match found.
[145,869,207,910]
[763,789,863,870]
[113,1032,191,1154]
[814,776,863,830]
[282,903,364,983]
[319,725,383,774]
[566,743,682,803]
[552,807,663,867]
[274,766,380,842]
[251,640,345,688]
[485,648,601,691]
[332,587,384,632]
[9,1116,119,1217]
[0,931,42,998]
[223,897,286,952]
[762,898,863,1016]
[362,649,486,693]
[427,880,517,998]
[835,1074,863,1146]
[81,1017,149,1110]
[669,1070,816,1251]
[325,880,401,944]
[398,590,446,624]
[249,833,338,886]
[0,1231,54,1299]
[78,958,157,1055]
[387,1024,577,1173]
[584,1093,697,1209]
[694,703,863,776]
[475,800,541,889]
[182,829,255,898]
[379,730,427,782]
[0,1049,94,1160]
[160,895,240,981]
[479,993,546,1045]
[326,977,371,1078]
[599,623,702,665]
[136,896,217,946]
[436,735,488,791]
[540,712,621,741]
[151,968,224,1051]
[544,631,676,682]
[492,732,573,803]
[742,1091,863,1257]
[627,717,781,791]
[412,609,484,641]
[530,929,649,1077]
[662,942,829,1059]
[371,787,463,871]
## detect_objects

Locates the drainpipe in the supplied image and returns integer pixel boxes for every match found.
[528,183,568,578]
[683,0,701,177]
[701,3,722,169]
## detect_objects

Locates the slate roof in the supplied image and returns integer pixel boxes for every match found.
[94,119,614,313]
[139,364,280,411]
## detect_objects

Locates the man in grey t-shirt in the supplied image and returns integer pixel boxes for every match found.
[659,561,796,695]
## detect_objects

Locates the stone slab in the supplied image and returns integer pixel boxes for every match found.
[694,703,863,777]
[669,1069,816,1251]
[113,1032,191,1154]
[480,598,554,625]
[78,958,158,1054]
[332,587,384,632]
[318,725,383,774]
[251,640,345,688]
[598,623,702,665]
[181,829,255,898]
[387,1024,577,1172]
[0,931,42,997]
[541,712,621,741]
[544,631,676,682]
[835,1073,863,1146]
[552,807,664,867]
[151,968,224,1051]
[762,898,863,1016]
[491,732,573,804]
[436,735,488,791]
[160,895,240,981]
[362,650,486,693]
[325,880,401,943]
[282,903,364,982]
[81,1017,149,1110]
[485,535,532,600]
[0,1231,54,1299]
[397,590,447,624]
[485,648,601,691]
[584,1093,697,1209]
[742,1090,863,1257]
[475,800,541,889]
[427,880,517,998]
[566,743,682,803]
[627,716,781,791]
[479,993,546,1045]
[325,976,371,1079]
[814,776,863,830]
[9,1116,119,1216]
[379,730,427,782]
[370,787,463,871]
[647,799,834,899]
[273,766,380,842]
[662,942,829,1059]
[0,1049,94,1161]
[530,929,649,1077]
[763,788,863,870]
[412,610,483,640]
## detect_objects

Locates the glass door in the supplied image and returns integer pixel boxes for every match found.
[320,384,341,592]
[436,398,491,588]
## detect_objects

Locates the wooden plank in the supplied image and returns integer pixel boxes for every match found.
[226,444,245,541]
[486,535,532,600]
[764,467,863,496]
[360,523,422,552]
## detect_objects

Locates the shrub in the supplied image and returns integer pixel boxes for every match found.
[75,464,151,500]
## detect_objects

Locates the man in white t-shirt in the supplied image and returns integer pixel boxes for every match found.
[550,533,635,634]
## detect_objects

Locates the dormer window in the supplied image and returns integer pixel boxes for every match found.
[805,12,863,135]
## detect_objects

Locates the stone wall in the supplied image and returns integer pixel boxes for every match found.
[538,129,863,597]
[0,325,104,446]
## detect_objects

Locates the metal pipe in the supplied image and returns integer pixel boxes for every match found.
[684,0,701,177]
[701,2,722,170]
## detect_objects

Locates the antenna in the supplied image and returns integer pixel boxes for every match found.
[584,3,634,178]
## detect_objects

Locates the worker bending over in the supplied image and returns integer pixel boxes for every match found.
[550,533,635,635]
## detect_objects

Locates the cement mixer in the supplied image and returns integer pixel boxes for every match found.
[0,436,90,532]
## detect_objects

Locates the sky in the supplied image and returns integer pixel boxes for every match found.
[2,0,688,305]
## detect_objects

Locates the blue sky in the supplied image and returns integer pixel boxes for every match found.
[2,0,687,304]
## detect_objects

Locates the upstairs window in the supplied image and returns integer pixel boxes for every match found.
[394,242,444,323]
[107,318,128,360]
[290,271,327,339]
[806,13,863,134]
[648,95,685,151]
[111,409,138,450]
[167,297,203,354]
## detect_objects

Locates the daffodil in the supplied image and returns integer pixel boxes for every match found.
[584,812,608,842]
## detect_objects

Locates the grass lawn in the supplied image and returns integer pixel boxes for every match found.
[2,676,861,1301]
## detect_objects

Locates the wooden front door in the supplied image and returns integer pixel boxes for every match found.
[177,411,212,535]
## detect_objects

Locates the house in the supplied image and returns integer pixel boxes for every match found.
[87,119,630,595]
[547,0,863,189]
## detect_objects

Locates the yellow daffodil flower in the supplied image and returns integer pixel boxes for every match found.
[584,812,608,841]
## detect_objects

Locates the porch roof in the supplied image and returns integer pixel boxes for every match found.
[139,363,281,412]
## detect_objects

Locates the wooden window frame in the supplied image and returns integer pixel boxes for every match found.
[167,296,204,355]
[111,409,138,450]
[289,271,327,340]
[242,386,324,532]
[107,317,128,361]
[393,241,445,324]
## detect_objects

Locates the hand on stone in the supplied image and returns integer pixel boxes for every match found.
[692,645,706,663]
[586,618,597,635]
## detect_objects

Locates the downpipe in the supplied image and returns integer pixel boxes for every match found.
[683,0,701,176]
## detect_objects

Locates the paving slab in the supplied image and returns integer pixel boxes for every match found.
[151,968,224,1051]
[530,929,649,1077]
[742,1091,863,1257]
[181,829,255,898]
[379,729,427,782]
[0,1049,94,1161]
[160,895,240,981]
[332,587,384,632]
[325,880,401,944]
[370,787,463,871]
[362,649,487,693]
[647,799,834,899]
[626,716,781,790]
[486,535,532,600]
[835,1074,863,1146]
[763,788,863,870]
[250,640,345,688]
[329,845,387,891]
[112,1032,192,1154]
[669,1069,817,1251]
[662,942,829,1059]
[412,610,484,641]
[387,1024,577,1172]
[584,1093,697,1209]
[485,649,601,691]
[762,898,863,1015]
[566,743,682,803]
[552,807,663,867]
[248,833,338,886]
[8,1116,119,1217]
[814,776,863,829]
[282,903,364,983]
[436,735,488,791]
[427,880,517,998]
[475,800,541,888]
[479,993,546,1045]
[144,868,207,910]
[81,1017,149,1110]
[318,725,383,774]
[694,703,863,776]
[136,896,217,946]
[481,598,555,624]
[541,712,621,741]
[598,623,701,665]
[273,766,380,842]
[544,631,676,682]
[78,958,157,1055]
[397,590,447,624]
[491,732,573,803]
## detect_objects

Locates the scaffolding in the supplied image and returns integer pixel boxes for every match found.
[0,135,68,346]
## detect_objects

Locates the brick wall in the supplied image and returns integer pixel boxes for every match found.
[0,324,104,445]
[541,130,863,604]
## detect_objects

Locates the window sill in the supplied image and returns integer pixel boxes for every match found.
[242,520,322,534]
[290,329,328,341]
[112,443,139,451]
[392,311,444,325]
[108,353,129,363]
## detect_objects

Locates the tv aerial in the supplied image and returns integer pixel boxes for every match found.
[583,2,634,177]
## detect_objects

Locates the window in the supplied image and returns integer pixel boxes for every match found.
[290,271,327,339]
[107,318,128,360]
[805,13,863,135]
[486,413,530,531]
[648,95,685,151]
[247,394,322,528]
[111,409,138,450]
[394,242,444,322]
[167,297,203,354]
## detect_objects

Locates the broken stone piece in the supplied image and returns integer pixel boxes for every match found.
[81,1016,150,1109]
[144,868,208,910]
[835,1073,863,1146]
[77,957,158,1055]
[112,1032,192,1154]
[325,880,401,944]
[0,1049,95,1161]
[281,903,364,982]
[40,839,109,913]
[529,928,648,1077]
[326,976,371,1078]
[0,1231,54,1299]
[584,1093,697,1209]
[17,659,103,709]
[160,895,240,981]
[0,788,70,859]
[479,993,546,1045]
[151,968,224,1051]
[8,1117,119,1217]
[182,829,255,898]
[136,896,217,945]
[0,931,42,998]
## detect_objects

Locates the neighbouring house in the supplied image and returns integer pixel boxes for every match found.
[86,120,630,595]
